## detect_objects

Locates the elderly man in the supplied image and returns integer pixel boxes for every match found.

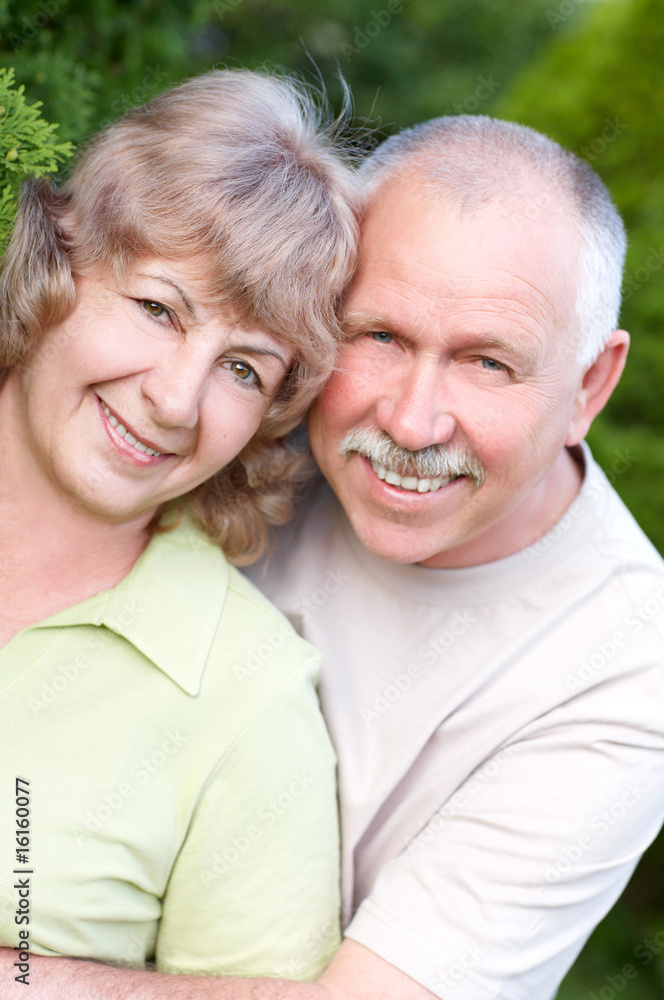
[5,117,664,1000]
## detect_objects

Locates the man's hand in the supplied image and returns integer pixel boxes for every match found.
[0,941,437,1000]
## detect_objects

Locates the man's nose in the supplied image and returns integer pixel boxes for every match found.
[141,346,210,430]
[375,362,455,452]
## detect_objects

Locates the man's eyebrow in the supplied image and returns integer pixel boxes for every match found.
[137,273,197,320]
[477,335,527,355]
[342,310,392,331]
[474,334,545,364]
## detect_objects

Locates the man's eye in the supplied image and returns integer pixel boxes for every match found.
[226,359,261,386]
[141,300,168,319]
[371,331,394,344]
[480,357,504,371]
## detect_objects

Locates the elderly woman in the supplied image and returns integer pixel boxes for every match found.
[0,70,357,979]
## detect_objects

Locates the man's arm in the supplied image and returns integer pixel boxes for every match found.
[321,940,437,1000]
[0,941,437,1000]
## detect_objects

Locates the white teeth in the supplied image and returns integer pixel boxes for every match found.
[370,460,455,494]
[100,400,163,457]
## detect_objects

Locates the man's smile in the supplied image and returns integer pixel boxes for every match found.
[370,459,460,494]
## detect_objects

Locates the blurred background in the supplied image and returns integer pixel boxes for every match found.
[1,0,662,993]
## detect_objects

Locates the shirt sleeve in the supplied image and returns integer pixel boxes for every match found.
[155,656,341,980]
[345,682,664,1000]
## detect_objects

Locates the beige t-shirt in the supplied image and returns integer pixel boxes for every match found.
[250,444,664,1000]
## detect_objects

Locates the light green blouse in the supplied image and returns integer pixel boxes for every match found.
[0,517,340,979]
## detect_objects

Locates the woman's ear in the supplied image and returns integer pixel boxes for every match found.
[566,329,630,446]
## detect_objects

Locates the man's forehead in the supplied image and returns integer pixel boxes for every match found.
[362,171,576,242]
[354,178,578,297]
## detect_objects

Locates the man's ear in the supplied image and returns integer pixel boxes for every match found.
[566,329,630,446]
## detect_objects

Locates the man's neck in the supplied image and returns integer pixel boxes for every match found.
[421,447,584,570]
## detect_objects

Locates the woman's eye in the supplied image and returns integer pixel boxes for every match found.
[371,331,394,344]
[226,359,261,386]
[141,300,168,319]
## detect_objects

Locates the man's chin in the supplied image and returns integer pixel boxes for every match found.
[347,514,448,566]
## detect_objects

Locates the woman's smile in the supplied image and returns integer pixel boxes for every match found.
[97,396,170,462]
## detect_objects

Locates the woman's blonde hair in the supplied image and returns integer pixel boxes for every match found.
[0,68,360,562]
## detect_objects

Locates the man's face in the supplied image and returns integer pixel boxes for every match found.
[308,177,590,567]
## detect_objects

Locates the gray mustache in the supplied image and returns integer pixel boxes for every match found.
[338,428,486,487]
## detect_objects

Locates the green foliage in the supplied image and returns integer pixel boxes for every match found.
[0,66,72,252]
[0,0,557,141]
[191,0,559,130]
[1,0,200,142]
[496,0,664,557]
[0,0,567,265]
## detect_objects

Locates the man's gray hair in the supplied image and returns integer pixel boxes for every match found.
[360,116,626,368]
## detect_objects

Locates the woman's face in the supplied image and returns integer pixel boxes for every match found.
[11,257,292,524]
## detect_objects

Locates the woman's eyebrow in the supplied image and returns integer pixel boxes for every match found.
[137,273,198,321]
[231,343,290,368]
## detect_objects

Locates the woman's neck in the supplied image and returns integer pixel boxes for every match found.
[0,491,153,647]
[0,378,155,644]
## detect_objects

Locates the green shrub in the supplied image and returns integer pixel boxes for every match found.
[0,66,73,253]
